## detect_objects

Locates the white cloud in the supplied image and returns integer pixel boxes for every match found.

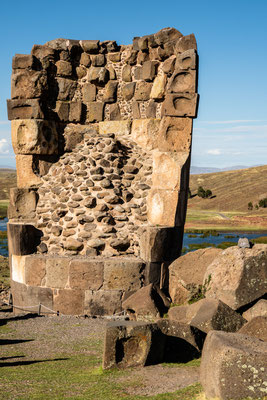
[0,139,9,154]
[206,149,222,155]
[198,120,266,125]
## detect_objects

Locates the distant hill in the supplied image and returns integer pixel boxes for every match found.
[188,165,267,212]
[190,165,259,174]
[0,169,17,200]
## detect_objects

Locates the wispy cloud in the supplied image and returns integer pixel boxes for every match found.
[198,120,266,125]
[0,139,9,154]
[206,149,222,155]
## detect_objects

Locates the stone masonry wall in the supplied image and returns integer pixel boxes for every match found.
[7,28,199,315]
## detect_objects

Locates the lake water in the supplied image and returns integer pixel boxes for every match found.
[0,218,265,257]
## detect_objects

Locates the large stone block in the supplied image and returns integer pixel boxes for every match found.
[141,61,157,81]
[53,288,84,315]
[56,60,73,77]
[162,93,199,117]
[15,155,42,188]
[80,40,100,54]
[8,223,41,255]
[69,101,82,122]
[154,27,183,46]
[11,119,58,155]
[200,331,267,400]
[158,116,192,152]
[11,255,26,284]
[103,321,165,369]
[139,226,183,262]
[56,77,77,101]
[82,83,96,102]
[99,120,131,136]
[243,299,267,321]
[69,258,104,290]
[238,316,267,342]
[45,257,70,289]
[167,69,197,93]
[103,81,118,103]
[11,70,47,99]
[103,258,145,291]
[175,34,197,54]
[84,289,122,316]
[87,102,104,122]
[147,189,187,226]
[131,118,160,150]
[7,99,44,120]
[122,82,136,100]
[11,280,53,314]
[134,81,153,101]
[12,54,38,69]
[152,151,190,190]
[8,188,38,220]
[204,244,267,310]
[150,75,166,99]
[24,255,46,286]
[175,49,197,70]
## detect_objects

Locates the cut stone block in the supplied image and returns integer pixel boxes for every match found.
[175,49,197,70]
[11,280,53,315]
[45,257,70,289]
[24,255,46,286]
[152,151,190,190]
[109,104,121,120]
[122,82,136,100]
[84,289,122,316]
[150,74,167,99]
[69,258,104,290]
[11,255,26,284]
[243,299,267,321]
[146,100,157,118]
[175,34,197,54]
[82,83,96,102]
[162,55,176,75]
[200,330,267,400]
[134,81,153,101]
[204,244,267,310]
[8,188,38,220]
[55,101,69,121]
[144,262,162,286]
[56,77,77,101]
[69,101,82,122]
[169,298,246,334]
[7,99,44,120]
[80,40,100,53]
[103,321,165,369]
[11,119,58,155]
[167,69,197,93]
[56,60,73,77]
[158,116,192,152]
[8,223,41,256]
[11,70,47,99]
[15,155,41,188]
[238,316,267,342]
[162,93,199,117]
[141,61,157,81]
[12,54,38,69]
[154,27,183,46]
[139,226,183,262]
[103,258,145,291]
[87,102,104,122]
[103,81,118,103]
[169,248,222,304]
[147,189,187,226]
[99,120,131,136]
[131,118,160,150]
[122,65,132,82]
[53,289,84,315]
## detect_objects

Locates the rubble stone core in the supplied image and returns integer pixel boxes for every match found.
[7,27,199,315]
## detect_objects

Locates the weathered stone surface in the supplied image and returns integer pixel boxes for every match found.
[53,288,84,315]
[243,299,267,321]
[8,188,38,220]
[238,316,267,342]
[109,104,121,120]
[80,40,99,53]
[88,66,109,84]
[169,248,222,304]
[103,258,145,291]
[169,298,247,334]
[24,255,46,286]
[121,65,132,82]
[154,27,183,46]
[175,49,197,70]
[200,331,267,400]
[45,257,70,289]
[103,321,165,369]
[99,120,131,136]
[158,116,192,152]
[147,189,187,226]
[131,118,160,150]
[134,81,152,101]
[132,101,141,119]
[69,259,104,290]
[63,123,91,151]
[11,280,53,315]
[91,54,105,67]
[84,289,122,316]
[162,93,199,117]
[56,60,73,77]
[12,54,38,69]
[82,83,96,102]
[87,102,104,122]
[125,49,138,65]
[122,284,169,319]
[108,52,121,63]
[204,244,267,310]
[150,75,166,99]
[139,226,183,262]
[11,70,47,99]
[122,82,136,100]
[69,101,82,122]
[63,239,84,251]
[238,237,251,248]
[11,119,58,155]
[56,78,77,101]
[15,155,42,188]
[141,61,157,81]
[162,55,176,75]
[167,69,196,93]
[103,81,118,103]
[146,100,157,118]
[8,224,41,256]
[175,34,197,54]
[55,101,69,121]
[31,44,56,65]
[152,151,190,190]
[7,99,44,120]
[144,262,161,286]
[80,52,91,67]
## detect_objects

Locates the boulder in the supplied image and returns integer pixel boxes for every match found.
[168,298,246,333]
[243,299,267,321]
[204,244,267,310]
[238,316,267,342]
[169,248,222,304]
[103,321,165,369]
[200,330,267,400]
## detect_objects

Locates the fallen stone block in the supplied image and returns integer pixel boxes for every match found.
[169,298,246,333]
[169,248,222,304]
[84,289,122,316]
[200,330,267,400]
[238,316,267,342]
[243,299,267,321]
[204,244,267,310]
[103,321,165,369]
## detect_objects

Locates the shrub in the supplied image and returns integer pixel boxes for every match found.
[248,202,253,210]
[197,186,212,199]
[258,198,267,208]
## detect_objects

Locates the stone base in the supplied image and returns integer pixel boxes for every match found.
[10,255,164,316]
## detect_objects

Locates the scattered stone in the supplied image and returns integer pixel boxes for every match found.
[238,316,267,341]
[243,299,267,321]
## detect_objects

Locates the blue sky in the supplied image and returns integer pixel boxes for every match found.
[0,0,266,168]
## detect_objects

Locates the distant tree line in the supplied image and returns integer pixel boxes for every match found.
[188,186,213,199]
[248,198,267,210]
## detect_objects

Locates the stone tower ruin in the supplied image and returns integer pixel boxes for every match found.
[7,27,199,315]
